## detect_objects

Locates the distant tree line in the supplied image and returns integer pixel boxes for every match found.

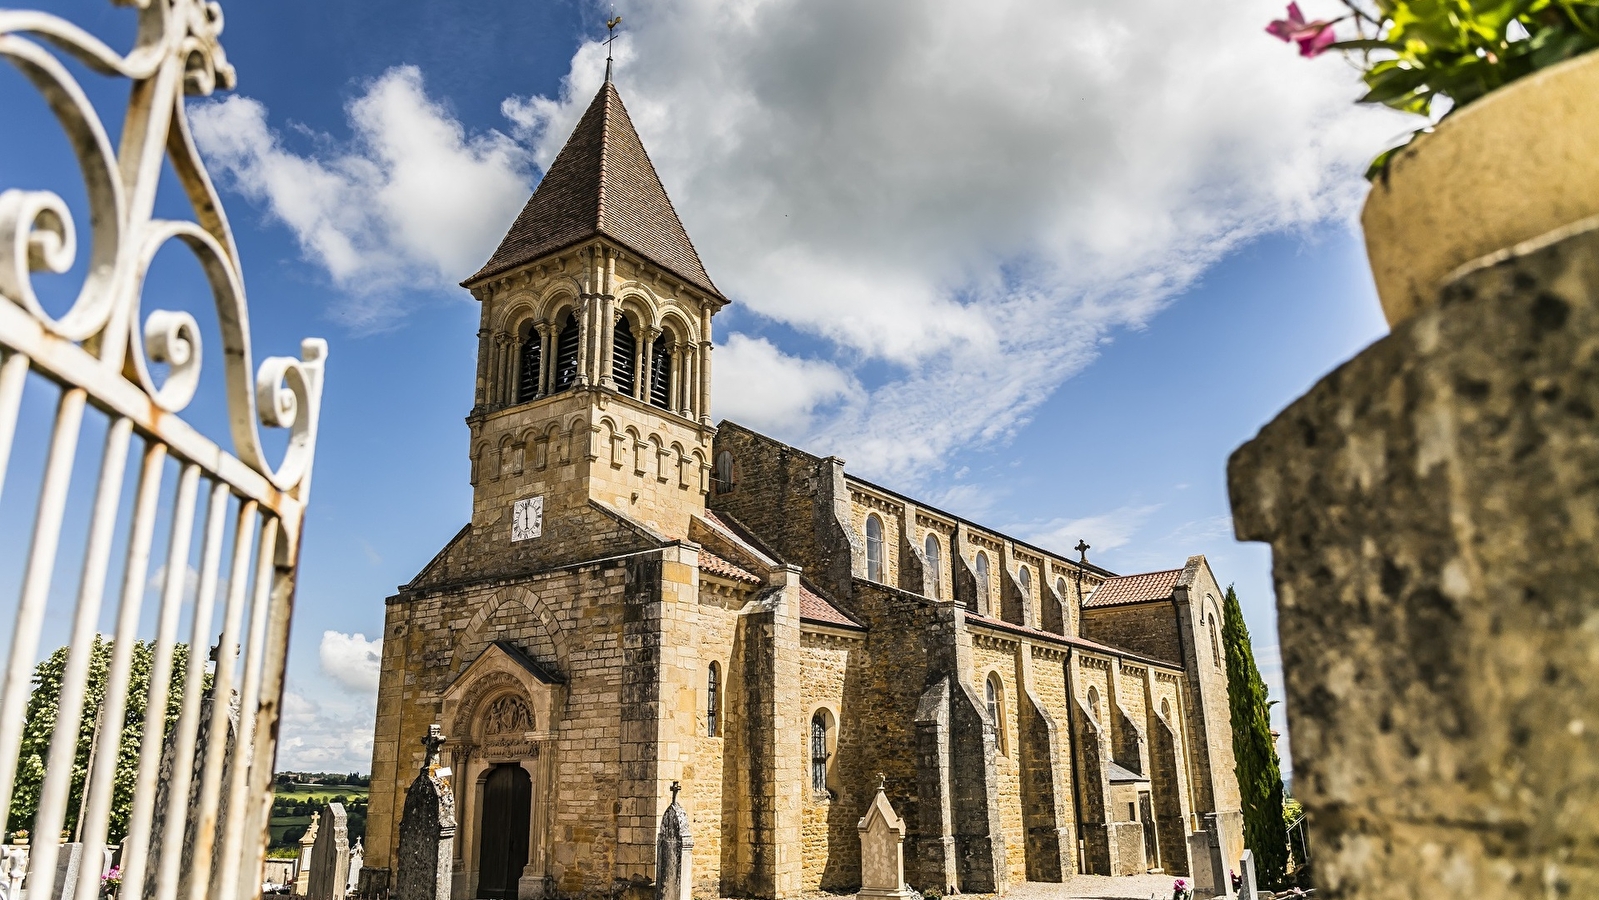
[273,772,370,787]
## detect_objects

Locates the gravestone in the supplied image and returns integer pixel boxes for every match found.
[654,782,692,900]
[50,842,84,900]
[0,841,27,900]
[347,839,363,895]
[394,727,456,900]
[1238,849,1259,899]
[142,693,239,900]
[857,775,912,900]
[295,811,320,896]
[307,803,350,900]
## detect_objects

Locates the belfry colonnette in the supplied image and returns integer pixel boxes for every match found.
[360,79,1245,900]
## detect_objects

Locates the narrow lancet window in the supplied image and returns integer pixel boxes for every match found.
[714,450,735,494]
[707,662,720,737]
[865,514,884,582]
[975,551,990,612]
[924,533,942,599]
[810,712,830,793]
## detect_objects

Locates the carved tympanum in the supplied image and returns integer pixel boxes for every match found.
[482,695,534,735]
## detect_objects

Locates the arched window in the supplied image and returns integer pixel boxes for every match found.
[1087,685,1100,723]
[865,514,884,582]
[974,551,990,611]
[649,334,672,409]
[810,711,832,794]
[986,672,1007,755]
[924,533,942,599]
[554,313,581,392]
[1018,566,1031,595]
[1208,610,1222,669]
[612,315,637,391]
[706,662,721,737]
[1056,576,1068,601]
[517,328,542,403]
[714,450,735,494]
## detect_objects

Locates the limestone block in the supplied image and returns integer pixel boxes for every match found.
[1229,219,1599,898]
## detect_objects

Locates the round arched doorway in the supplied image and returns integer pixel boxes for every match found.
[477,763,532,900]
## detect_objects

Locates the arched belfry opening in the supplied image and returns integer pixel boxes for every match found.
[612,315,637,393]
[517,323,542,404]
[554,313,581,393]
[649,333,672,409]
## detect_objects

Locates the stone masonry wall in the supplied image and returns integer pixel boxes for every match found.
[970,640,1027,888]
[708,424,858,609]
[799,632,862,891]
[1080,602,1184,665]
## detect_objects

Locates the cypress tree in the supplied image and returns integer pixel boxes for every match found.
[1221,585,1289,887]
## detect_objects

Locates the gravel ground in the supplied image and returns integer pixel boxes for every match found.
[794,876,1216,900]
[1005,876,1211,899]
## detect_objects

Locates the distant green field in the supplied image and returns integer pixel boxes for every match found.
[269,784,370,848]
[273,783,370,802]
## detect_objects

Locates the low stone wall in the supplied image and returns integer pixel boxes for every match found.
[1229,219,1599,897]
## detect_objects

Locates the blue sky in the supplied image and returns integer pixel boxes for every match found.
[1,0,1403,772]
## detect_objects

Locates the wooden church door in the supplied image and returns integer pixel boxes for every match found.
[478,764,532,899]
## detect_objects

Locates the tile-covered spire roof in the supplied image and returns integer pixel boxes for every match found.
[464,81,722,298]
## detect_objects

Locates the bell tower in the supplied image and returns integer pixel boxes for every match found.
[460,80,725,540]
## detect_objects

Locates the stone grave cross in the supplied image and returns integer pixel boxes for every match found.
[393,726,457,900]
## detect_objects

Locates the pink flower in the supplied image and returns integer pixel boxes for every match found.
[1266,3,1338,57]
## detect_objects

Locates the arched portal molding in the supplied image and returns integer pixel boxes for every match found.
[454,588,570,675]
[614,288,659,329]
[657,308,696,344]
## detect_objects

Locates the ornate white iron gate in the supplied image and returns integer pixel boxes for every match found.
[0,3,326,900]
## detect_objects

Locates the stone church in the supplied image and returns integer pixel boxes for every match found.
[361,76,1245,900]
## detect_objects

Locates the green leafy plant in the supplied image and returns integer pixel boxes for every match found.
[1267,0,1599,176]
[6,640,194,841]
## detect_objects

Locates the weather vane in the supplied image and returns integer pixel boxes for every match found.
[604,14,623,83]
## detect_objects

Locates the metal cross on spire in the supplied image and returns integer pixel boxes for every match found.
[604,15,623,83]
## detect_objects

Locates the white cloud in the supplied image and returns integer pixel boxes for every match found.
[199,0,1412,478]
[190,66,533,331]
[1022,503,1165,558]
[711,334,860,439]
[276,686,375,773]
[503,0,1411,481]
[319,630,382,694]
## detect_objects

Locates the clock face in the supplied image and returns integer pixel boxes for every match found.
[512,496,543,542]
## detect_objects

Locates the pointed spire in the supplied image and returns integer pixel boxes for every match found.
[465,81,721,299]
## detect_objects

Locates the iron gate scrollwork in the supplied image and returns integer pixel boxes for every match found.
[0,4,327,900]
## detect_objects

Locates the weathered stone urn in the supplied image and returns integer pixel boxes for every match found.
[1362,49,1599,326]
